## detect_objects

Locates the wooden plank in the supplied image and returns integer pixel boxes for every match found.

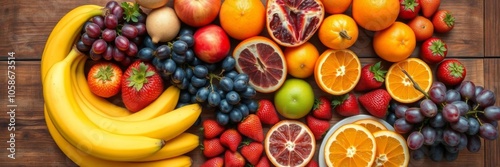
[485,0,500,56]
[483,59,500,167]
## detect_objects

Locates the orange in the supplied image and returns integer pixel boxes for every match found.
[324,124,376,167]
[353,119,388,133]
[319,14,359,50]
[322,0,352,14]
[314,49,361,95]
[352,0,400,31]
[373,22,416,62]
[219,0,265,40]
[372,130,410,167]
[265,120,315,167]
[284,42,319,78]
[386,58,433,103]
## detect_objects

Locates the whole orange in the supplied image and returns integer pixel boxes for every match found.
[373,22,416,62]
[219,0,265,40]
[318,14,359,50]
[284,42,319,78]
[322,0,352,14]
[352,0,400,31]
[407,16,434,42]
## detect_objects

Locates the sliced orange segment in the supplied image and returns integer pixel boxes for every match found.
[324,124,376,167]
[314,49,361,95]
[372,130,410,167]
[353,119,388,134]
[386,58,433,103]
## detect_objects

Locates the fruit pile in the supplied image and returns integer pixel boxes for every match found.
[40,0,499,166]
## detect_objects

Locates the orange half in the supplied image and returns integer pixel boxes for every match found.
[372,130,410,167]
[353,119,388,134]
[386,58,432,103]
[314,49,361,95]
[324,124,376,167]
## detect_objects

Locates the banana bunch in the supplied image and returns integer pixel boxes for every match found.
[41,5,201,167]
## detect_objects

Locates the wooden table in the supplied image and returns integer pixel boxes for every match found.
[0,0,499,166]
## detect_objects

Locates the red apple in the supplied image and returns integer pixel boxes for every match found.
[174,0,221,27]
[193,24,230,64]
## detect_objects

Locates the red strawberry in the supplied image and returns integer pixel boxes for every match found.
[332,92,360,117]
[420,37,447,64]
[121,60,164,112]
[240,141,264,165]
[202,138,225,158]
[255,156,271,167]
[354,61,387,92]
[311,96,332,120]
[256,99,280,125]
[399,0,421,20]
[306,115,331,140]
[306,159,319,167]
[432,10,455,33]
[87,61,122,98]
[237,114,264,142]
[224,150,245,167]
[201,157,224,167]
[202,119,226,139]
[436,59,466,86]
[220,129,242,152]
[420,0,440,18]
[358,89,392,118]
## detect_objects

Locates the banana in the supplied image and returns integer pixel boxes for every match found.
[44,106,192,167]
[74,58,180,120]
[41,5,104,83]
[135,133,199,162]
[43,49,164,161]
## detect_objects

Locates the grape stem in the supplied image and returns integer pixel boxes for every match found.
[400,69,431,99]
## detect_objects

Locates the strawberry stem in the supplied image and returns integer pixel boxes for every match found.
[401,69,431,99]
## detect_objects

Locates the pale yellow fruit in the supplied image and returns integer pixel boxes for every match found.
[146,6,180,43]
[136,0,169,9]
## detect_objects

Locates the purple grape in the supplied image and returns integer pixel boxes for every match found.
[155,45,171,60]
[134,23,147,35]
[125,42,138,57]
[467,135,481,152]
[443,128,461,146]
[445,89,461,103]
[92,16,105,30]
[429,87,446,104]
[434,128,444,145]
[111,6,124,23]
[407,131,425,150]
[115,36,130,51]
[432,81,447,92]
[104,14,118,29]
[76,40,90,53]
[467,117,480,135]
[444,144,459,153]
[136,11,147,23]
[89,51,102,61]
[484,106,500,121]
[451,101,469,116]
[91,39,107,55]
[112,47,125,62]
[411,147,427,161]
[405,107,425,123]
[102,45,114,60]
[101,28,117,42]
[430,112,446,128]
[105,1,119,10]
[459,81,476,100]
[429,144,444,162]
[442,104,460,123]
[120,56,132,67]
[394,118,414,134]
[131,36,144,46]
[395,104,408,118]
[479,123,499,140]
[420,99,438,117]
[475,89,496,108]
[444,150,459,161]
[450,116,469,133]
[121,24,139,39]
[80,33,96,46]
[422,126,437,145]
[457,133,468,150]
[85,23,101,38]
[474,86,484,98]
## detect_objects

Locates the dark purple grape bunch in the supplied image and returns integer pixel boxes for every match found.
[76,1,147,67]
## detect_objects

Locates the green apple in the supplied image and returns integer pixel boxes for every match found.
[274,78,315,119]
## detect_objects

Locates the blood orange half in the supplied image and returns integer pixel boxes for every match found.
[265,120,316,167]
[266,0,325,47]
[233,36,287,93]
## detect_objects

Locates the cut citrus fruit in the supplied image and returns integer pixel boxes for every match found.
[323,124,376,167]
[386,58,433,103]
[265,120,315,167]
[372,130,410,167]
[353,119,388,134]
[266,0,325,47]
[314,49,361,95]
[233,36,287,93]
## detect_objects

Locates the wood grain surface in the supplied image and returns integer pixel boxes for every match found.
[0,0,499,167]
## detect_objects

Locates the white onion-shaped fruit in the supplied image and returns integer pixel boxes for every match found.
[146,7,180,43]
[136,0,169,9]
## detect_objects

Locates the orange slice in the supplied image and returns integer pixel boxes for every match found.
[353,119,388,133]
[265,120,315,167]
[314,49,361,95]
[386,58,433,103]
[324,124,376,167]
[372,130,410,167]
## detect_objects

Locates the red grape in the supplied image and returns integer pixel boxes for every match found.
[85,23,101,38]
[91,39,107,55]
[115,36,130,51]
[104,14,118,29]
[101,28,117,42]
[121,24,138,39]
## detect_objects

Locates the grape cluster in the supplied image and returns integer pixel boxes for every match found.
[137,28,259,126]
[386,80,499,162]
[76,1,147,66]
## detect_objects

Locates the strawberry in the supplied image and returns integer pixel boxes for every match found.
[87,61,122,98]
[237,114,264,142]
[201,157,224,167]
[306,115,331,140]
[399,0,421,20]
[121,60,164,112]
[240,141,264,165]
[432,10,455,33]
[255,156,271,167]
[202,119,226,139]
[224,150,245,167]
[354,61,387,92]
[358,89,392,118]
[436,59,466,87]
[220,129,242,152]
[332,92,360,117]
[420,37,447,64]
[256,99,280,125]
[306,159,319,167]
[420,0,440,18]
[311,96,332,120]
[202,138,226,158]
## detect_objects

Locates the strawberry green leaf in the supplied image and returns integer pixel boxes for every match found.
[331,94,349,108]
[127,62,154,91]
[401,0,419,11]
[448,62,465,78]
[94,65,115,82]
[369,61,387,82]
[444,12,455,27]
[429,39,447,56]
[121,2,141,23]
